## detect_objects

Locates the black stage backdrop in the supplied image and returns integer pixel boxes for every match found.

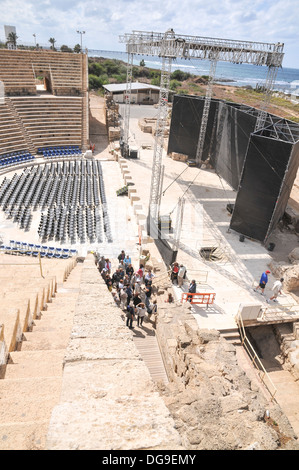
[167,95,218,162]
[209,103,257,190]
[167,95,299,243]
[230,136,299,242]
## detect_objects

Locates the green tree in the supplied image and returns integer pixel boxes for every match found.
[170,69,192,81]
[169,79,181,91]
[140,59,145,67]
[89,62,106,76]
[151,76,161,86]
[88,74,109,90]
[60,44,73,53]
[49,37,56,50]
[74,43,81,53]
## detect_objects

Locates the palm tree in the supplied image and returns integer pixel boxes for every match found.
[48,37,56,50]
[7,32,18,49]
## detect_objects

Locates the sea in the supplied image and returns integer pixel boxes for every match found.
[88,49,299,95]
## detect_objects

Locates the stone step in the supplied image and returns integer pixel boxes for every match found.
[0,376,62,423]
[5,350,65,379]
[0,420,49,450]
[219,328,241,345]
[21,329,72,351]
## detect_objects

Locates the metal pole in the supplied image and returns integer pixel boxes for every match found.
[38,252,44,278]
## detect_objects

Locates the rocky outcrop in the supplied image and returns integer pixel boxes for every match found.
[157,318,299,450]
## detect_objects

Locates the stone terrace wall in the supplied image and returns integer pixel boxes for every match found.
[46,255,182,450]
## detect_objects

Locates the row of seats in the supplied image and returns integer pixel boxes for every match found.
[0,152,34,169]
[1,240,78,259]
[5,205,32,231]
[0,160,113,245]
[40,146,82,158]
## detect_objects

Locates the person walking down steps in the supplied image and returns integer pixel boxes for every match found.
[136,302,146,327]
[254,270,270,295]
[266,278,284,303]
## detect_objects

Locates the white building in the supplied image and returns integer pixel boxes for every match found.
[103,82,160,105]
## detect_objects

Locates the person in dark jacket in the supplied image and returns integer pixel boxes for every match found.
[118,250,126,262]
[187,279,196,302]
[126,303,135,329]
[125,285,133,305]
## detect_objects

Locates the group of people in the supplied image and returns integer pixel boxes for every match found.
[170,262,187,287]
[254,269,284,303]
[96,250,157,329]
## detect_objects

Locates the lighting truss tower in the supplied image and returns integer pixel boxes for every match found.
[150,52,173,225]
[119,30,284,232]
[254,63,280,132]
[172,196,185,252]
[121,52,133,157]
[195,57,217,164]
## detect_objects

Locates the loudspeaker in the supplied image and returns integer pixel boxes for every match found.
[226,203,234,214]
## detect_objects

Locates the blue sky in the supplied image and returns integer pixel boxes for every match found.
[0,0,298,68]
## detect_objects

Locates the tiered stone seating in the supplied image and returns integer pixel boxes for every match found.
[0,99,30,156]
[0,254,77,366]
[0,50,36,95]
[30,51,83,96]
[10,96,83,149]
[0,50,83,96]
[0,257,83,450]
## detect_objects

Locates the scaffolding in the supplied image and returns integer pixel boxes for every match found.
[119,29,284,232]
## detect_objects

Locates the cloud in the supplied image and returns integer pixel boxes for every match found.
[0,0,298,67]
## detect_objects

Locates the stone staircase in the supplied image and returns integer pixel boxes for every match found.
[0,262,84,450]
[6,98,36,155]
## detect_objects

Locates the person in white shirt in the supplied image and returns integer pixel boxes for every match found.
[136,302,146,327]
[267,278,284,303]
[178,264,186,287]
[145,269,155,286]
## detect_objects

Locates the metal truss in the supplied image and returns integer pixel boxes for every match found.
[254,64,280,132]
[257,117,299,143]
[119,29,284,230]
[149,53,172,224]
[195,57,217,164]
[119,31,284,67]
[121,52,133,157]
[172,197,185,251]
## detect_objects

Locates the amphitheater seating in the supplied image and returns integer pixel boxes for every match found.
[0,51,36,95]
[10,96,83,150]
[0,151,34,169]
[0,50,83,96]
[0,100,31,156]
[0,254,77,361]
[0,160,113,244]
[38,145,82,158]
[0,241,77,259]
[30,50,83,95]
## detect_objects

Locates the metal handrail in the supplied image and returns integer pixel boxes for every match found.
[235,311,277,401]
